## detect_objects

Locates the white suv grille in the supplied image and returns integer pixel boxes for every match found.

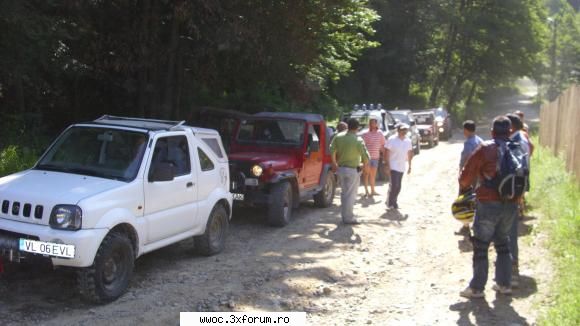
[1,200,44,220]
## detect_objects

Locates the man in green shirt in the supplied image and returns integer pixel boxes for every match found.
[330,118,370,224]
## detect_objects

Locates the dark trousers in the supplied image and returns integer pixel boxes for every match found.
[388,170,404,207]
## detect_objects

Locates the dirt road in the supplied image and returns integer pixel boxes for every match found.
[0,94,552,326]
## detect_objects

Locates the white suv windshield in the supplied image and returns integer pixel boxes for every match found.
[391,113,411,124]
[236,119,304,146]
[36,126,148,181]
[414,114,433,124]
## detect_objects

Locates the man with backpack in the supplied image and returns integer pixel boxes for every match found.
[458,116,527,298]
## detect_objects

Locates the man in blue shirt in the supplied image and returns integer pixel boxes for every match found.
[459,120,483,170]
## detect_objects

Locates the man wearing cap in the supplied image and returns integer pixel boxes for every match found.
[384,123,413,209]
[330,118,370,224]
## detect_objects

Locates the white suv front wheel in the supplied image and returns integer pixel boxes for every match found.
[77,232,134,303]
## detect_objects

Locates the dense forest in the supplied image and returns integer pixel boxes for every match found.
[0,0,578,149]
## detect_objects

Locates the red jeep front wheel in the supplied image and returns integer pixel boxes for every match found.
[267,181,293,227]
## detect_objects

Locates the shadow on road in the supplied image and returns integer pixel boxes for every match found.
[450,295,530,326]
[379,209,408,224]
[513,275,538,299]
[457,234,473,253]
[318,224,362,245]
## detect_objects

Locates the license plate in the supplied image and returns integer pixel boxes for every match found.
[232,193,245,201]
[19,239,75,259]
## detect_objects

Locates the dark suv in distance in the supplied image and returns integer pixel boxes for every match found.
[432,107,453,140]
[388,109,421,155]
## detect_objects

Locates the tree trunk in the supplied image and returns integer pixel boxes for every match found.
[446,75,466,112]
[429,23,457,107]
[174,47,184,119]
[162,6,180,119]
[16,73,25,114]
[464,80,478,120]
[429,0,468,107]
[136,0,151,117]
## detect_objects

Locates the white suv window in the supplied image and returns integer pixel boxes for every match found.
[197,148,215,171]
[201,138,224,158]
[150,136,191,177]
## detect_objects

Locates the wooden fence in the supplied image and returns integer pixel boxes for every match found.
[539,84,580,182]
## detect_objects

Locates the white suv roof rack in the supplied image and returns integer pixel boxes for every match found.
[94,115,186,131]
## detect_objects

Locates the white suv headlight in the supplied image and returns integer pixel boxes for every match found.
[50,205,82,230]
[251,165,263,177]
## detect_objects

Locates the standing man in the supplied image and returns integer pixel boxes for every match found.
[336,121,348,133]
[459,120,483,170]
[384,123,413,209]
[514,110,530,133]
[459,116,519,298]
[514,110,534,156]
[506,113,531,287]
[330,118,370,224]
[362,117,386,197]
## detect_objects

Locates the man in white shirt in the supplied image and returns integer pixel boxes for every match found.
[384,123,413,209]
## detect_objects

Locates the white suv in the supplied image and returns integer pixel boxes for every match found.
[0,116,232,302]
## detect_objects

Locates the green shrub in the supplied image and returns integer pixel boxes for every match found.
[0,145,38,177]
[529,138,580,326]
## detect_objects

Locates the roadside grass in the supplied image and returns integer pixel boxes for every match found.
[527,138,580,326]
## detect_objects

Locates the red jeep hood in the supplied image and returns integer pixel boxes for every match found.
[229,152,298,170]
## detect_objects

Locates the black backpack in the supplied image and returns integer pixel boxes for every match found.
[484,139,529,200]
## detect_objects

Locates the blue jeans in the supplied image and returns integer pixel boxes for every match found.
[337,167,360,222]
[510,211,519,264]
[469,201,518,290]
[388,170,404,207]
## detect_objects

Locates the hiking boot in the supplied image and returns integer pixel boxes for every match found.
[460,287,484,299]
[492,284,512,295]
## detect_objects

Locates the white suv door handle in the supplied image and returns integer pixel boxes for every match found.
[186,182,194,188]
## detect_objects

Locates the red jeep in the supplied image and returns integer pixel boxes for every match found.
[228,112,336,226]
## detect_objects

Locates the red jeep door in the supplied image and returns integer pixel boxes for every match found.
[300,124,323,189]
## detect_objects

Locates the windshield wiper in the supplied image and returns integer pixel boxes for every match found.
[69,168,127,181]
[35,164,69,172]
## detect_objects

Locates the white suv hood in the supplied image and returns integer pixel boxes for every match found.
[0,169,124,224]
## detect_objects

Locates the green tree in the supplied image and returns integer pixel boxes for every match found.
[545,0,580,100]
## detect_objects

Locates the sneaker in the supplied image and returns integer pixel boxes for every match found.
[492,284,512,295]
[460,287,484,299]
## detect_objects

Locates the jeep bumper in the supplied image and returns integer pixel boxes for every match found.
[230,171,271,206]
[0,218,108,268]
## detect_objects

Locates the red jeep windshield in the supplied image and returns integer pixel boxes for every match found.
[236,119,305,146]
